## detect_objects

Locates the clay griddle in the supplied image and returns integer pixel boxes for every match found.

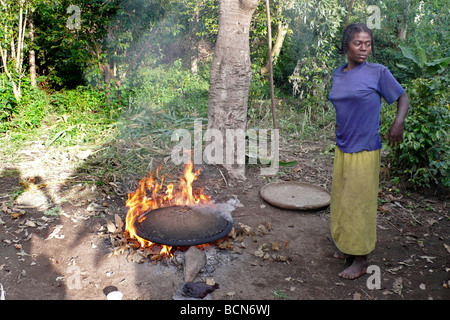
[260,181,330,210]
[134,205,233,246]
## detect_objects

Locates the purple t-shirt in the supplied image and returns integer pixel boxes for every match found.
[328,61,405,153]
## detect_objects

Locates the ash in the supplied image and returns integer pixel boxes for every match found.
[202,246,241,276]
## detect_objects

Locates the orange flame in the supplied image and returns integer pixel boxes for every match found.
[125,163,210,258]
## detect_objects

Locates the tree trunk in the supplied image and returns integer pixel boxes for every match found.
[396,0,410,41]
[260,22,287,76]
[0,0,28,100]
[190,6,200,75]
[397,25,408,41]
[207,0,260,180]
[29,14,37,87]
[345,0,355,26]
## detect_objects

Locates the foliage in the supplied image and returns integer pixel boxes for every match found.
[0,84,18,122]
[180,0,219,40]
[45,86,121,148]
[33,0,121,89]
[0,84,119,154]
[381,76,449,188]
[33,0,195,89]
[130,59,209,116]
[397,41,450,78]
[0,80,49,133]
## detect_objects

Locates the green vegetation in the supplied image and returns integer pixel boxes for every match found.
[1,0,448,191]
[381,76,449,188]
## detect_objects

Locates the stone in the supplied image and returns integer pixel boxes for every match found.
[184,246,207,282]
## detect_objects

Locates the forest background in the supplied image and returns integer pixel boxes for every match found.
[0,0,448,191]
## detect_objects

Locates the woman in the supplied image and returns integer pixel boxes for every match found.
[328,23,409,280]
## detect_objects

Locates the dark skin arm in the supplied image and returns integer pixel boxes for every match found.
[386,92,409,147]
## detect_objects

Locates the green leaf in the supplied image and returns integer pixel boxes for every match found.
[396,63,409,70]
[415,39,427,68]
[399,45,420,66]
[278,160,298,167]
[425,57,450,75]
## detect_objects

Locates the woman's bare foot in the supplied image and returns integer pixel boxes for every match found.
[333,249,348,259]
[338,255,368,280]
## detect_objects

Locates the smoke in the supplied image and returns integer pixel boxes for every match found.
[188,197,240,222]
[211,197,240,222]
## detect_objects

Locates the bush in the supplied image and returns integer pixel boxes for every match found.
[0,85,19,123]
[50,86,107,114]
[130,60,210,117]
[381,76,449,188]
[0,85,50,132]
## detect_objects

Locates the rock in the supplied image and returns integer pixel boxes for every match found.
[182,282,219,299]
[172,282,213,300]
[184,246,207,282]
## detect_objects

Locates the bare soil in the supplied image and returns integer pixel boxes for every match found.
[1,138,449,301]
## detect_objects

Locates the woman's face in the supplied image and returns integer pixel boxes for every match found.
[346,31,372,65]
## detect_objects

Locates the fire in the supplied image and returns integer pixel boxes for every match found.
[125,162,210,258]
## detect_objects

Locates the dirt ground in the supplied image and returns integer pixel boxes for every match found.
[0,138,449,302]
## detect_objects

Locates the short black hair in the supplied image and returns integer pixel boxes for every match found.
[337,23,376,57]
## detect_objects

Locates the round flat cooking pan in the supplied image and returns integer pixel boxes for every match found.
[134,205,233,246]
[260,181,330,210]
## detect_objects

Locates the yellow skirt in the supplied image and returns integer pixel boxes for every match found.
[330,147,380,256]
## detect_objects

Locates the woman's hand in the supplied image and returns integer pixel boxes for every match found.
[387,121,404,147]
[386,92,409,147]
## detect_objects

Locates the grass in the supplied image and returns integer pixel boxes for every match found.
[272,288,290,300]
[1,86,119,156]
[247,95,335,142]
